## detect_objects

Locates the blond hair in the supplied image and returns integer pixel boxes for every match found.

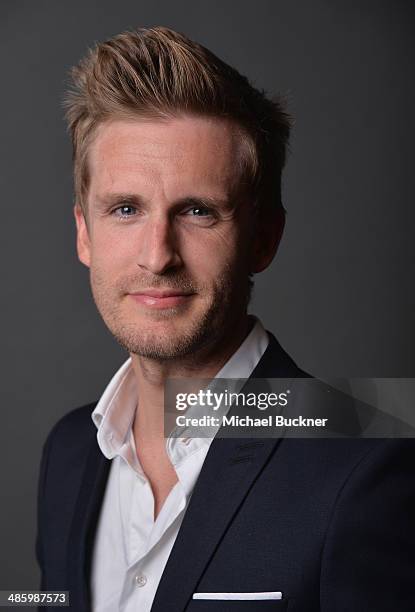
[64,26,291,214]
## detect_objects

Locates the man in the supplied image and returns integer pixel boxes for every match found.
[36,27,414,611]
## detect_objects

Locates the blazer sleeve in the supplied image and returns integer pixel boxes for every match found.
[320,439,415,611]
[35,427,54,591]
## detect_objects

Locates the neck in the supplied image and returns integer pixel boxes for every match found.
[131,313,253,441]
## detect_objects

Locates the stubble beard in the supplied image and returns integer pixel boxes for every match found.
[90,266,253,362]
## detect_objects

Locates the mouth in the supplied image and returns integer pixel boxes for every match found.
[129,290,196,309]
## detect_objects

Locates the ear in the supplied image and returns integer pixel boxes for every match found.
[252,206,285,273]
[74,203,91,268]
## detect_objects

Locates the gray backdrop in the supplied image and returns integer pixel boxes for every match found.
[1,0,414,589]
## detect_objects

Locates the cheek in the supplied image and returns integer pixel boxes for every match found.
[89,227,135,270]
[181,228,249,287]
[182,230,235,274]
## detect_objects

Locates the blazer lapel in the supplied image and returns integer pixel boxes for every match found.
[151,436,283,612]
[66,437,111,611]
[151,331,302,611]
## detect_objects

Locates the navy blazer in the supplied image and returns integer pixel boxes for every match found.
[36,333,415,611]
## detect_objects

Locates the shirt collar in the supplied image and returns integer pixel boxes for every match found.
[91,316,269,459]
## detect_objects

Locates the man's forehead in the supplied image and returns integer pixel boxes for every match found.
[89,116,241,162]
[87,115,246,198]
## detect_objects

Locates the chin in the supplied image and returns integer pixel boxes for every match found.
[116,335,202,360]
[110,313,220,360]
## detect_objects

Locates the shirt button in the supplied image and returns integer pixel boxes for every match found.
[134,574,147,588]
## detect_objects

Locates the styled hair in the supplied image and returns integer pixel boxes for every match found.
[64,26,292,214]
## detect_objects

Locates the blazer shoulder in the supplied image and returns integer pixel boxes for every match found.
[38,402,101,509]
[44,402,98,449]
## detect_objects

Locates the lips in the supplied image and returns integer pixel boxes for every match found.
[132,289,192,298]
[129,289,195,309]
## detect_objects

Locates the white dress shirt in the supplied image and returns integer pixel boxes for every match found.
[90,317,269,612]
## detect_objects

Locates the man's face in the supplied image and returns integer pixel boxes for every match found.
[75,116,271,360]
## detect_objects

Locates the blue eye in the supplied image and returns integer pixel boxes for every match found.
[113,205,136,218]
[187,206,211,216]
[181,204,216,226]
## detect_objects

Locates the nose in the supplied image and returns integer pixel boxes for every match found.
[136,213,182,275]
